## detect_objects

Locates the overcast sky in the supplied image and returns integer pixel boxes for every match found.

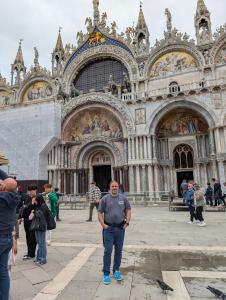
[0,0,225,82]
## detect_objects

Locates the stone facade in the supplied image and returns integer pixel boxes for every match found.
[0,0,226,196]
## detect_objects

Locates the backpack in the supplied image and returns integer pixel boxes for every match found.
[195,191,204,201]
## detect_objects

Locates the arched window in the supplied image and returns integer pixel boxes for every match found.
[173,144,194,169]
[73,58,129,94]
[169,81,180,94]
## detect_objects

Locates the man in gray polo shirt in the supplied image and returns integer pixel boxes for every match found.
[98,180,131,285]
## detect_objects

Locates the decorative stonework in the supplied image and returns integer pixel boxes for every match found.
[63,45,139,89]
[62,93,135,135]
[135,108,146,125]
[74,137,124,168]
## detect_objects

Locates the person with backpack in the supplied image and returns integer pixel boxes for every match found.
[43,184,58,245]
[194,185,206,227]
[205,183,213,206]
[30,194,50,265]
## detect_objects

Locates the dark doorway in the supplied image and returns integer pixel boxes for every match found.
[177,171,194,197]
[93,165,112,193]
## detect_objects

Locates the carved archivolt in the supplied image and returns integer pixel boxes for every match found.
[63,45,139,91]
[147,99,217,135]
[62,93,135,136]
[74,137,123,168]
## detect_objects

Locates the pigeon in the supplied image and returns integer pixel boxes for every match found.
[156,279,174,293]
[207,286,226,299]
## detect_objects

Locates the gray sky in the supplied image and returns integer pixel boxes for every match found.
[0,0,225,82]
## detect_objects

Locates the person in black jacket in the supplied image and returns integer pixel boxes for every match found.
[32,194,50,265]
[205,183,213,206]
[0,168,8,180]
[20,185,38,260]
[0,178,19,300]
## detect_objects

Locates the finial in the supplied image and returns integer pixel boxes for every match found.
[93,0,100,25]
[140,1,143,9]
[19,39,23,46]
[59,26,62,33]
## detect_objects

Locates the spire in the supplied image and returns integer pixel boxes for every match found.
[196,0,209,16]
[93,0,100,25]
[137,2,147,30]
[55,27,64,52]
[14,39,24,65]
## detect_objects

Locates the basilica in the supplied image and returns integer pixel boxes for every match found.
[0,0,226,198]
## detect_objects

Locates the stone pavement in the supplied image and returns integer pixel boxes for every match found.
[10,207,226,300]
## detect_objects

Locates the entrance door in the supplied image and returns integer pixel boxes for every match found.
[93,165,112,193]
[177,171,194,197]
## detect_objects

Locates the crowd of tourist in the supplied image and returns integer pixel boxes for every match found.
[180,178,226,227]
[0,169,61,300]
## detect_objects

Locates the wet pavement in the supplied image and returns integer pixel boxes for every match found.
[10,207,226,299]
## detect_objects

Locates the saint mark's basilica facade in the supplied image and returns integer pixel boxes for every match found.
[0,0,226,197]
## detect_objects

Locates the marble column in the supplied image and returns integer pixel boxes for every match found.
[209,129,215,156]
[212,159,218,179]
[148,165,154,196]
[143,136,147,159]
[152,136,157,159]
[141,165,146,191]
[131,137,135,160]
[154,164,159,197]
[136,165,141,192]
[74,171,77,194]
[218,160,225,184]
[128,138,131,160]
[135,137,139,160]
[140,137,144,160]
[147,136,151,159]
[215,128,221,154]
[129,166,134,192]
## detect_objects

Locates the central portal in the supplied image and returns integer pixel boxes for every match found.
[93,165,112,193]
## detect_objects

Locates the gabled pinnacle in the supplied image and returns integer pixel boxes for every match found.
[196,0,209,16]
[137,1,147,30]
[55,27,64,52]
[14,39,24,65]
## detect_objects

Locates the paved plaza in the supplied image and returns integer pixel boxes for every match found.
[11,206,226,300]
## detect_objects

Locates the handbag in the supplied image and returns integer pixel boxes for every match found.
[30,210,46,232]
[47,213,56,230]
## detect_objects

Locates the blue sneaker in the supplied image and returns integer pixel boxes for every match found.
[103,275,111,285]
[113,271,123,281]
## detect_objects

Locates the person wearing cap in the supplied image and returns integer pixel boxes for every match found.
[86,181,101,222]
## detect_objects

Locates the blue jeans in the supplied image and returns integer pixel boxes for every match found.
[35,231,47,263]
[0,233,13,300]
[103,227,125,276]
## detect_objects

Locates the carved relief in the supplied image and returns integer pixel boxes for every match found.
[63,107,123,142]
[150,51,197,78]
[0,90,10,105]
[22,81,53,102]
[135,108,146,125]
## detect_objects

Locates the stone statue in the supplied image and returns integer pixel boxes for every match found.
[100,12,107,28]
[34,47,39,66]
[111,21,117,36]
[85,17,93,33]
[77,31,84,46]
[123,72,131,92]
[125,27,132,44]
[203,50,210,64]
[4,95,10,105]
[165,8,172,32]
[108,74,117,95]
[138,61,145,77]
[93,0,99,10]
[200,26,210,43]
[55,79,69,103]
[70,84,80,98]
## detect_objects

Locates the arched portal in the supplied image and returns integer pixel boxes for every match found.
[155,107,211,196]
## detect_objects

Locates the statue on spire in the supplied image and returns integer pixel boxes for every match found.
[165,8,172,32]
[93,0,100,25]
[33,47,39,67]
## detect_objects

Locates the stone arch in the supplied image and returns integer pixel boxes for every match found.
[212,36,226,64]
[62,93,135,137]
[18,77,55,103]
[63,45,139,92]
[147,99,216,135]
[74,139,123,169]
[144,44,203,79]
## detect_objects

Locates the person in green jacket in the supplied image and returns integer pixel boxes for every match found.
[43,184,58,245]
